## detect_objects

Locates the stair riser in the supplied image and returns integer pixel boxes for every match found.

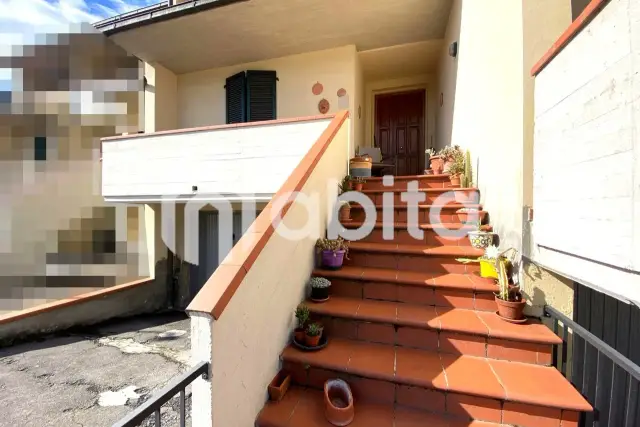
[281,361,578,427]
[344,253,480,275]
[329,279,495,311]
[362,193,461,205]
[308,314,553,366]
[350,209,482,225]
[351,229,472,246]
[363,177,453,191]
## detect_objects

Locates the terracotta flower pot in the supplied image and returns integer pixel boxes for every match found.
[339,204,351,223]
[353,181,363,191]
[294,327,306,343]
[305,332,322,347]
[424,169,434,175]
[430,156,444,174]
[449,174,461,187]
[268,370,291,402]
[324,379,354,426]
[495,296,526,321]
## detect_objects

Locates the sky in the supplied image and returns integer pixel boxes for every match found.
[0,0,158,91]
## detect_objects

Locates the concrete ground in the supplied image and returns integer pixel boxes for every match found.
[0,312,193,427]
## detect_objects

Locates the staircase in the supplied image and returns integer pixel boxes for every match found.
[256,174,591,427]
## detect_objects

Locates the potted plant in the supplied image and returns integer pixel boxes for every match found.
[351,176,366,191]
[428,148,444,174]
[455,188,479,204]
[294,304,310,342]
[268,370,291,402]
[349,148,372,178]
[305,322,323,347]
[316,237,349,270]
[338,201,351,223]
[495,252,526,322]
[309,277,332,302]
[456,208,486,224]
[461,150,473,188]
[438,145,461,173]
[467,221,495,249]
[446,151,465,186]
[457,245,502,279]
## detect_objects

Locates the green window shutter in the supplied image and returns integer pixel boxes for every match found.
[246,70,277,122]
[225,71,247,124]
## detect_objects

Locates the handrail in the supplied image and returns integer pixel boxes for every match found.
[544,305,640,381]
[112,361,209,427]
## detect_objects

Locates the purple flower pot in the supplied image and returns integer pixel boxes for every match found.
[321,249,345,270]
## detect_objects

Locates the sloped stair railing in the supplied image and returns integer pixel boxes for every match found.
[544,305,640,427]
[112,361,209,427]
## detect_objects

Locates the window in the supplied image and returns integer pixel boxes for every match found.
[34,136,46,161]
[571,0,591,21]
[225,70,277,124]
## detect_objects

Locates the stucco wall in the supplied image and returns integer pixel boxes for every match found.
[177,46,357,136]
[102,118,332,200]
[532,0,640,305]
[208,120,350,427]
[144,62,178,133]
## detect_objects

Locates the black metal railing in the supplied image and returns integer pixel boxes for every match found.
[112,361,209,427]
[545,305,640,427]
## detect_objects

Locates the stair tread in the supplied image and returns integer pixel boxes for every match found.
[365,174,452,181]
[350,203,483,210]
[313,267,497,292]
[343,221,474,230]
[257,386,502,427]
[360,187,479,194]
[349,242,483,257]
[281,338,592,412]
[306,296,562,345]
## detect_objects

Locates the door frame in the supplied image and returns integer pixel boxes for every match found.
[373,88,427,174]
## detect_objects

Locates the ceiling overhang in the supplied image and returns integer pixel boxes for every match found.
[101,0,453,74]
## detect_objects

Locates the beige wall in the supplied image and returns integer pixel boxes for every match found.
[144,62,178,133]
[435,0,461,151]
[177,46,358,137]
[208,119,350,427]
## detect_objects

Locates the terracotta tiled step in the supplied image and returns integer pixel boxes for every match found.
[362,174,454,191]
[256,386,503,427]
[305,297,559,365]
[342,222,473,246]
[280,339,591,427]
[358,188,479,205]
[345,242,482,275]
[313,267,497,311]
[350,204,485,224]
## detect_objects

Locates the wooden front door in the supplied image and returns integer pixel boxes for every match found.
[374,90,425,176]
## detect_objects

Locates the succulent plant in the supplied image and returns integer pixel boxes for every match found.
[306,322,323,337]
[316,237,349,256]
[295,304,310,327]
[309,277,331,289]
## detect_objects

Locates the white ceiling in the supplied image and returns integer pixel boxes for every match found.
[110,0,452,74]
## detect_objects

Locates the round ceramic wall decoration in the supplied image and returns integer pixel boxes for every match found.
[337,88,347,97]
[318,99,330,114]
[312,82,323,95]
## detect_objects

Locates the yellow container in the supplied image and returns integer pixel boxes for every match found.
[479,259,498,279]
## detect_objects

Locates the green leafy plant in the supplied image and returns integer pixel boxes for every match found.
[447,151,465,175]
[438,145,462,161]
[309,277,331,289]
[295,304,310,328]
[306,322,323,337]
[339,175,352,195]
